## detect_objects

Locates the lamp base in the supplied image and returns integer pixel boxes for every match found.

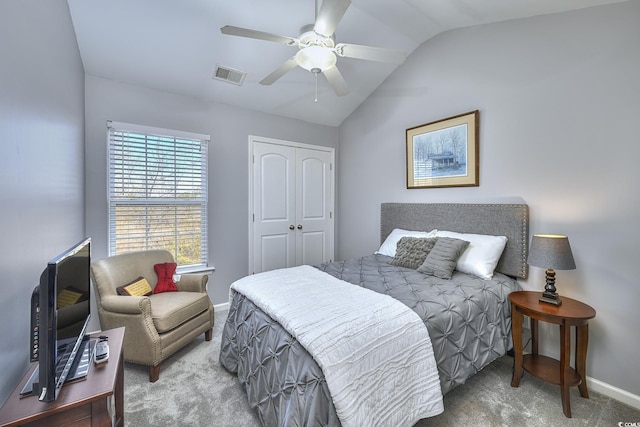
[539,268,562,305]
[540,291,562,306]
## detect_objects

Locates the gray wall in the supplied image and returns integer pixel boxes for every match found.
[0,0,85,406]
[338,2,640,396]
[84,75,338,331]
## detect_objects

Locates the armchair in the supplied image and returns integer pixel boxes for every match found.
[90,250,214,382]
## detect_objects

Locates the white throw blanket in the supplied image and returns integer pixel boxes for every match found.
[230,265,444,427]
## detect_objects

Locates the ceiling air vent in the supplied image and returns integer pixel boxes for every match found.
[213,65,246,86]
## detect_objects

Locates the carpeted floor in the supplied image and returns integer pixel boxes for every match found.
[124,308,640,426]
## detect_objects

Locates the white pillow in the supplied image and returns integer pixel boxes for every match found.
[435,230,508,279]
[376,228,437,257]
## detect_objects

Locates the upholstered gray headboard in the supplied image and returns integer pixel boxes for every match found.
[381,203,529,279]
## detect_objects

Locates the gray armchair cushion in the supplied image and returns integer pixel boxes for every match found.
[150,292,211,333]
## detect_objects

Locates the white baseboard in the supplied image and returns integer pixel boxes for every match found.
[214,301,230,312]
[587,376,640,410]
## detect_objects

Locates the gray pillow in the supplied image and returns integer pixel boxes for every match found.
[389,237,438,269]
[417,237,470,279]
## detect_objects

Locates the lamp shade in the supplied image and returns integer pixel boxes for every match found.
[527,234,576,270]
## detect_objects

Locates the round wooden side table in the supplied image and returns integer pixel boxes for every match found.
[509,291,596,418]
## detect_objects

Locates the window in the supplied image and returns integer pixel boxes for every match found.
[107,121,209,270]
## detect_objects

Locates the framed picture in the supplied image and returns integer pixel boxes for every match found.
[406,110,479,189]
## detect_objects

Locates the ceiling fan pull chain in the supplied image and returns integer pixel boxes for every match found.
[314,70,319,103]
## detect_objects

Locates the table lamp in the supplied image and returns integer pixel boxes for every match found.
[527,234,576,306]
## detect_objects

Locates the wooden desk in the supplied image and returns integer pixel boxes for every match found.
[510,291,596,418]
[0,327,124,427]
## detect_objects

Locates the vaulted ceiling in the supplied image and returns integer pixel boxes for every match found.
[67,0,626,126]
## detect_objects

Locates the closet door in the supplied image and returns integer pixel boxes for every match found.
[250,138,334,274]
[252,142,296,273]
[295,148,332,266]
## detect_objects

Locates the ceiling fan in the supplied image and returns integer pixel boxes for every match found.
[220,0,406,97]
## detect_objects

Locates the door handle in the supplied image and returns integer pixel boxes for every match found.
[289,225,295,230]
[297,225,303,230]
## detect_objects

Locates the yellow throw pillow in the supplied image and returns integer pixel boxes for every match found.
[116,277,153,296]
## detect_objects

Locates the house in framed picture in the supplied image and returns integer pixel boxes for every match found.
[406,110,479,189]
[2,0,639,425]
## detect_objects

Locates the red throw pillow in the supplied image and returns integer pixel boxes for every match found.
[153,262,178,294]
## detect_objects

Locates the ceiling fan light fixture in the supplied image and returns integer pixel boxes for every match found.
[295,46,336,72]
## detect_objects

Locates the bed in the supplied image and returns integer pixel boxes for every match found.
[220,203,529,427]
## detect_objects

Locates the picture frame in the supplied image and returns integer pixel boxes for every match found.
[406,110,479,189]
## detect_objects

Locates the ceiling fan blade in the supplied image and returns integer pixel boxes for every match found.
[322,65,349,96]
[221,25,298,46]
[335,43,406,64]
[259,57,299,85]
[314,0,351,37]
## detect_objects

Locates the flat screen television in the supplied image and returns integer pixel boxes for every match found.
[22,238,93,402]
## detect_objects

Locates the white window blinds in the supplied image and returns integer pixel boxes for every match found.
[107,121,209,269]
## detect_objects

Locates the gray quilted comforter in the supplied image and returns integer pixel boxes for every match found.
[220,254,521,426]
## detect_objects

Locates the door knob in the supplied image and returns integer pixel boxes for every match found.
[297,225,303,230]
[289,225,295,230]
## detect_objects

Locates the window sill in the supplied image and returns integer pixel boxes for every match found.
[176,265,215,275]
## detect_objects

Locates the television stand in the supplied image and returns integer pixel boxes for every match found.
[19,338,96,396]
[0,327,124,427]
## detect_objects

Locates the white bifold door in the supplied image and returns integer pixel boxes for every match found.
[250,137,334,275]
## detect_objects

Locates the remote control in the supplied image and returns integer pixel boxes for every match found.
[94,340,109,364]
